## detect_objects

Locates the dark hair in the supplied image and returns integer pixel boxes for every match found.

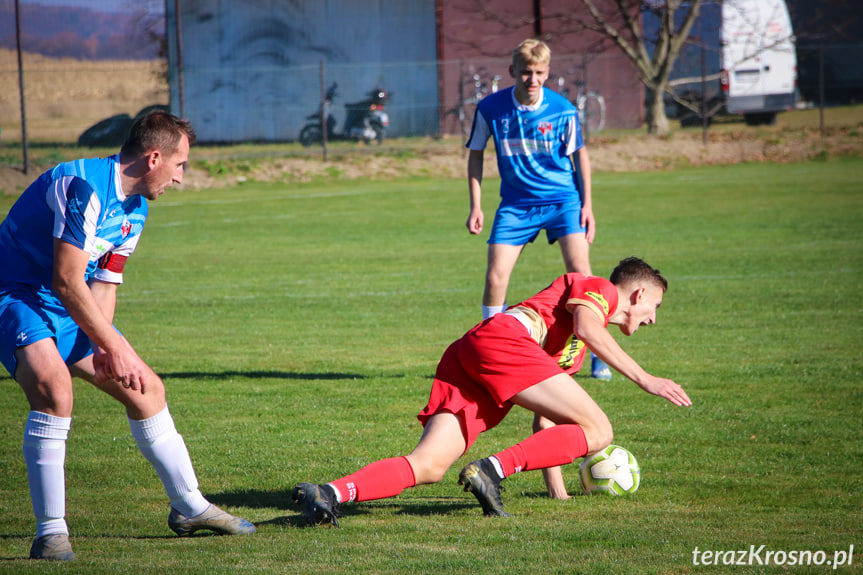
[121,111,196,157]
[610,257,668,292]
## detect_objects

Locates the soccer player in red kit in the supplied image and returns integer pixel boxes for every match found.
[292,257,691,524]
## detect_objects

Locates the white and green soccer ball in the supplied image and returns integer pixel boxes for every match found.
[579,444,641,495]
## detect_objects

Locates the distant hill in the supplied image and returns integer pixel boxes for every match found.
[0,3,163,61]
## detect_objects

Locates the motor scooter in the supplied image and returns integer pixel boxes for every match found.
[299,83,389,146]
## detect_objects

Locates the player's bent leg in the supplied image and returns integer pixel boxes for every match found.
[72,357,255,536]
[483,243,525,307]
[72,356,166,420]
[405,412,467,484]
[168,503,256,536]
[15,339,75,417]
[292,413,467,527]
[292,482,341,527]
[510,372,613,453]
[458,458,511,517]
[23,411,73,557]
[29,533,76,561]
[134,406,254,536]
[14,341,76,555]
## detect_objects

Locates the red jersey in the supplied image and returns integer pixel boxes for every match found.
[418,273,619,449]
[506,273,619,374]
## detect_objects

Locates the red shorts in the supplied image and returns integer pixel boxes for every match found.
[417,314,566,450]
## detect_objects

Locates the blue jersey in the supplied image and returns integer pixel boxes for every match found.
[0,155,148,307]
[467,87,584,207]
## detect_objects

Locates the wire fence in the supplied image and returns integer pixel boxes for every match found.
[2,48,860,150]
[1,0,860,150]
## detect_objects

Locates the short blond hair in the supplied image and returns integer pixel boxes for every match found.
[513,38,551,67]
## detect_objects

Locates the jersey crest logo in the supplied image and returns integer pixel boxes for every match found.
[558,334,585,369]
[537,122,553,136]
[121,218,132,238]
[585,291,609,314]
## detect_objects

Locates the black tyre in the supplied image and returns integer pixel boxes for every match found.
[744,112,777,126]
[299,125,323,147]
[77,114,134,148]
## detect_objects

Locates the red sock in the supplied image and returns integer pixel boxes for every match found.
[329,456,416,503]
[493,425,589,477]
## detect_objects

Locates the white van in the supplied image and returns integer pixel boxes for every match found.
[720,0,797,125]
[646,0,797,126]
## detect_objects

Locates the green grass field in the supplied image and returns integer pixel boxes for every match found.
[0,158,861,573]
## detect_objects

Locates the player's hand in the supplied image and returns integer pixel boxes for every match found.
[99,338,150,394]
[639,376,692,406]
[581,206,596,244]
[92,348,112,386]
[466,208,484,235]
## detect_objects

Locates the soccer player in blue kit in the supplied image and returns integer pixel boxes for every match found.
[0,112,254,561]
[465,38,612,499]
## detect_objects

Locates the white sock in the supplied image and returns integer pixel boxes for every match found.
[482,304,506,320]
[326,483,343,504]
[23,411,71,538]
[129,406,209,518]
[488,456,506,479]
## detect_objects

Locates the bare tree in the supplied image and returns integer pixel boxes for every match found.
[577,0,705,135]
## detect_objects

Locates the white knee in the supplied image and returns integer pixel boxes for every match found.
[584,421,613,453]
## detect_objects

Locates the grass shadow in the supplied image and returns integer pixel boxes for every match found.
[158,370,368,381]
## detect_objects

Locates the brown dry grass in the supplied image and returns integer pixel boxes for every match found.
[1,50,861,194]
[0,48,168,143]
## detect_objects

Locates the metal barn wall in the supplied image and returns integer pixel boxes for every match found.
[166,0,437,142]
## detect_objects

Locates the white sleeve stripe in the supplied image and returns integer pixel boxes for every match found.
[81,194,102,253]
[49,176,72,239]
[90,268,123,284]
[564,118,579,155]
[112,233,141,257]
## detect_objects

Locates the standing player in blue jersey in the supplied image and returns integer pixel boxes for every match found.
[465,39,611,498]
[0,112,255,562]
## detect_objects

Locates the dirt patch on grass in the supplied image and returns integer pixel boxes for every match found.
[2,125,860,195]
[174,124,860,191]
[2,50,861,193]
[0,126,863,193]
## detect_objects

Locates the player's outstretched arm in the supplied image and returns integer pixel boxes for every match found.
[634,375,691,407]
[572,305,691,407]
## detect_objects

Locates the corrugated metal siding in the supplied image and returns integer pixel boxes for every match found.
[167,0,437,142]
[166,0,645,142]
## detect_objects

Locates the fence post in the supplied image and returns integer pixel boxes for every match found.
[701,41,708,145]
[818,44,825,140]
[320,60,328,162]
[14,0,29,175]
[174,0,186,119]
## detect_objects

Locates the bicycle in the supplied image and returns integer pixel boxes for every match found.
[577,91,606,135]
[446,69,501,151]
[555,76,606,136]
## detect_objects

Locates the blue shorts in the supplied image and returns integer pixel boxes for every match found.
[488,201,586,246]
[0,289,94,379]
